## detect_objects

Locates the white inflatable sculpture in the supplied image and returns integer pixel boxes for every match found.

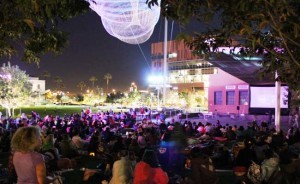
[86,0,161,44]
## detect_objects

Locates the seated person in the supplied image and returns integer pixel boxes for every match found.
[110,150,134,184]
[133,149,169,184]
[186,147,218,184]
[42,134,76,171]
[72,129,89,150]
[59,134,79,158]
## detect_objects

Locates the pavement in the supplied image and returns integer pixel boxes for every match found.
[163,113,291,133]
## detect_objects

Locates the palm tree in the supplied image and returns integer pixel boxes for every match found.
[104,73,112,94]
[77,81,86,92]
[53,76,63,90]
[89,76,98,89]
[42,70,51,79]
[41,71,51,89]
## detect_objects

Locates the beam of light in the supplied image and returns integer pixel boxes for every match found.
[86,0,161,44]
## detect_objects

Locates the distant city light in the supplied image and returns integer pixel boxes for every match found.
[86,0,161,44]
[168,52,177,58]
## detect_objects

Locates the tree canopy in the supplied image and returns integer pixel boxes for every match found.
[0,62,32,116]
[0,0,89,64]
[148,0,300,89]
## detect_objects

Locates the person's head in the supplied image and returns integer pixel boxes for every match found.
[262,134,272,144]
[43,134,55,150]
[118,150,128,158]
[11,126,41,152]
[62,134,70,141]
[142,149,159,168]
[73,128,79,136]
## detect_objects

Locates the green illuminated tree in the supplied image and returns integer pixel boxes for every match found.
[0,63,32,117]
[0,0,89,64]
[148,0,300,89]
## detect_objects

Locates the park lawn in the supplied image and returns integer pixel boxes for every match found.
[0,105,87,118]
[0,105,129,118]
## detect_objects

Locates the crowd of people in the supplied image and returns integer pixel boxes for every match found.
[0,107,300,184]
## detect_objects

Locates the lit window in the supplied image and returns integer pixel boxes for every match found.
[239,91,249,105]
[214,91,222,105]
[226,91,235,105]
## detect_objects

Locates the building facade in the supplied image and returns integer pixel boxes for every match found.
[150,40,264,115]
[208,69,249,115]
[28,77,46,93]
[151,40,216,94]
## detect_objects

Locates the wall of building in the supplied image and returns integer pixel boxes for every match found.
[151,40,202,73]
[208,69,250,115]
[28,77,46,93]
[172,82,205,93]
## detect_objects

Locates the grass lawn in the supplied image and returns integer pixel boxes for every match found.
[0,105,129,118]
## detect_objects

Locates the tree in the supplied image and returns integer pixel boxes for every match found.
[0,62,32,117]
[95,85,104,95]
[77,81,86,92]
[0,0,89,64]
[41,70,51,90]
[42,70,51,79]
[104,73,112,94]
[76,94,84,102]
[53,76,63,91]
[148,0,300,89]
[106,91,125,104]
[89,76,98,89]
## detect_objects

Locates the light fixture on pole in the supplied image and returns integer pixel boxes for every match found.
[275,71,281,132]
[148,74,171,110]
[162,16,168,107]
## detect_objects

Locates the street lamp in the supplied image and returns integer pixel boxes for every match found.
[148,74,164,109]
[148,74,171,109]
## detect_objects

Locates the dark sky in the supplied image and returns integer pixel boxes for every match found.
[9,11,172,94]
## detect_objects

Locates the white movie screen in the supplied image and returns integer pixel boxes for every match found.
[250,86,288,108]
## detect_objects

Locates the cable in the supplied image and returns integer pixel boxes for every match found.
[127,21,151,70]
[168,20,174,52]
[136,43,151,69]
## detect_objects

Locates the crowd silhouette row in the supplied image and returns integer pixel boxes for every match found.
[0,108,299,184]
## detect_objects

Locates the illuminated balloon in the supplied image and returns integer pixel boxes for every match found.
[86,0,161,44]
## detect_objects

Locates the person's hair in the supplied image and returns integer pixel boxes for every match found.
[142,149,159,168]
[11,126,41,152]
[264,149,274,159]
[118,150,128,158]
[62,134,70,140]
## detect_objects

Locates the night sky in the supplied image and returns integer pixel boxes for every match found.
[9,11,175,94]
